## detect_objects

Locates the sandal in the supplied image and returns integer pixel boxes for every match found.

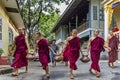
[89,69,94,74]
[70,74,74,79]
[46,74,50,78]
[12,72,18,76]
[96,72,100,78]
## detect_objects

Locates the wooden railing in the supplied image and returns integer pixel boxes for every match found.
[77,22,89,33]
[63,22,89,40]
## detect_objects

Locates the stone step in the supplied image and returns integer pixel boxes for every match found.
[0,66,13,74]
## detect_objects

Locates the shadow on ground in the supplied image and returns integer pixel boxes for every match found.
[111,72,120,80]
[50,70,68,79]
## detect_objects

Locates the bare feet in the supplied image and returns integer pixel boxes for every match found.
[108,63,115,68]
[12,72,18,76]
[111,65,115,69]
[70,74,74,79]
[89,69,94,74]
[70,69,74,79]
[96,72,100,78]
[46,74,50,78]
[111,63,115,68]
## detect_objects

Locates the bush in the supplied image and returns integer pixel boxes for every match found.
[8,44,15,56]
[0,48,4,56]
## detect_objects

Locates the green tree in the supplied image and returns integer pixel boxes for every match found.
[39,12,60,41]
[17,0,70,48]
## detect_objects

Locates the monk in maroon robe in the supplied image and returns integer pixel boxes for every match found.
[35,32,55,78]
[67,29,80,79]
[11,28,29,76]
[62,34,71,66]
[108,31,119,68]
[62,44,69,66]
[87,29,109,78]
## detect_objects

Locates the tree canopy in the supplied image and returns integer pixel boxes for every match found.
[39,13,60,41]
[17,0,70,47]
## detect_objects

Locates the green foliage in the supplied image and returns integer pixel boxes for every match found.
[17,0,70,47]
[8,44,16,56]
[39,12,60,41]
[0,48,4,56]
[8,44,13,56]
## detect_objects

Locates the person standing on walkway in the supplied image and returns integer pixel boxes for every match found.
[87,29,110,77]
[107,30,119,68]
[11,28,29,76]
[35,32,55,78]
[50,39,59,67]
[67,29,80,79]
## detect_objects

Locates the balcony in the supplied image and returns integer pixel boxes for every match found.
[77,22,89,33]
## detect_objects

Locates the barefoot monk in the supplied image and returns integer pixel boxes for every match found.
[87,29,110,77]
[11,28,29,76]
[67,29,81,79]
[35,32,55,78]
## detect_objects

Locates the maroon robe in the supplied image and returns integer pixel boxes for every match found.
[90,37,104,72]
[11,34,28,68]
[108,36,118,63]
[63,44,69,62]
[37,39,50,69]
[68,37,80,70]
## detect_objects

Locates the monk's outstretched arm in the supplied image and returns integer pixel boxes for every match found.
[104,36,111,51]
[33,43,37,55]
[48,46,56,55]
[87,38,91,55]
[61,38,69,55]
[25,36,30,54]
[79,48,83,56]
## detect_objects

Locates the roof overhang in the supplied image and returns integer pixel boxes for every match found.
[102,0,120,5]
[1,0,24,29]
[101,0,110,4]
[51,0,83,32]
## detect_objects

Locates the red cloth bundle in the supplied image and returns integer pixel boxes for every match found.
[113,27,119,32]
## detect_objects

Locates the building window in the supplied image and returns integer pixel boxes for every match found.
[8,28,13,44]
[0,25,2,32]
[0,19,2,40]
[93,6,97,20]
[99,7,104,21]
[0,33,2,40]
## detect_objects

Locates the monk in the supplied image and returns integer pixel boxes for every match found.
[67,29,80,79]
[107,31,119,68]
[87,29,110,77]
[35,32,55,78]
[11,28,29,76]
[62,44,69,66]
[62,33,72,66]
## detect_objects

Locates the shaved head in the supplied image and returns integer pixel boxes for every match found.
[72,29,78,36]
[72,29,78,33]
[94,29,99,36]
